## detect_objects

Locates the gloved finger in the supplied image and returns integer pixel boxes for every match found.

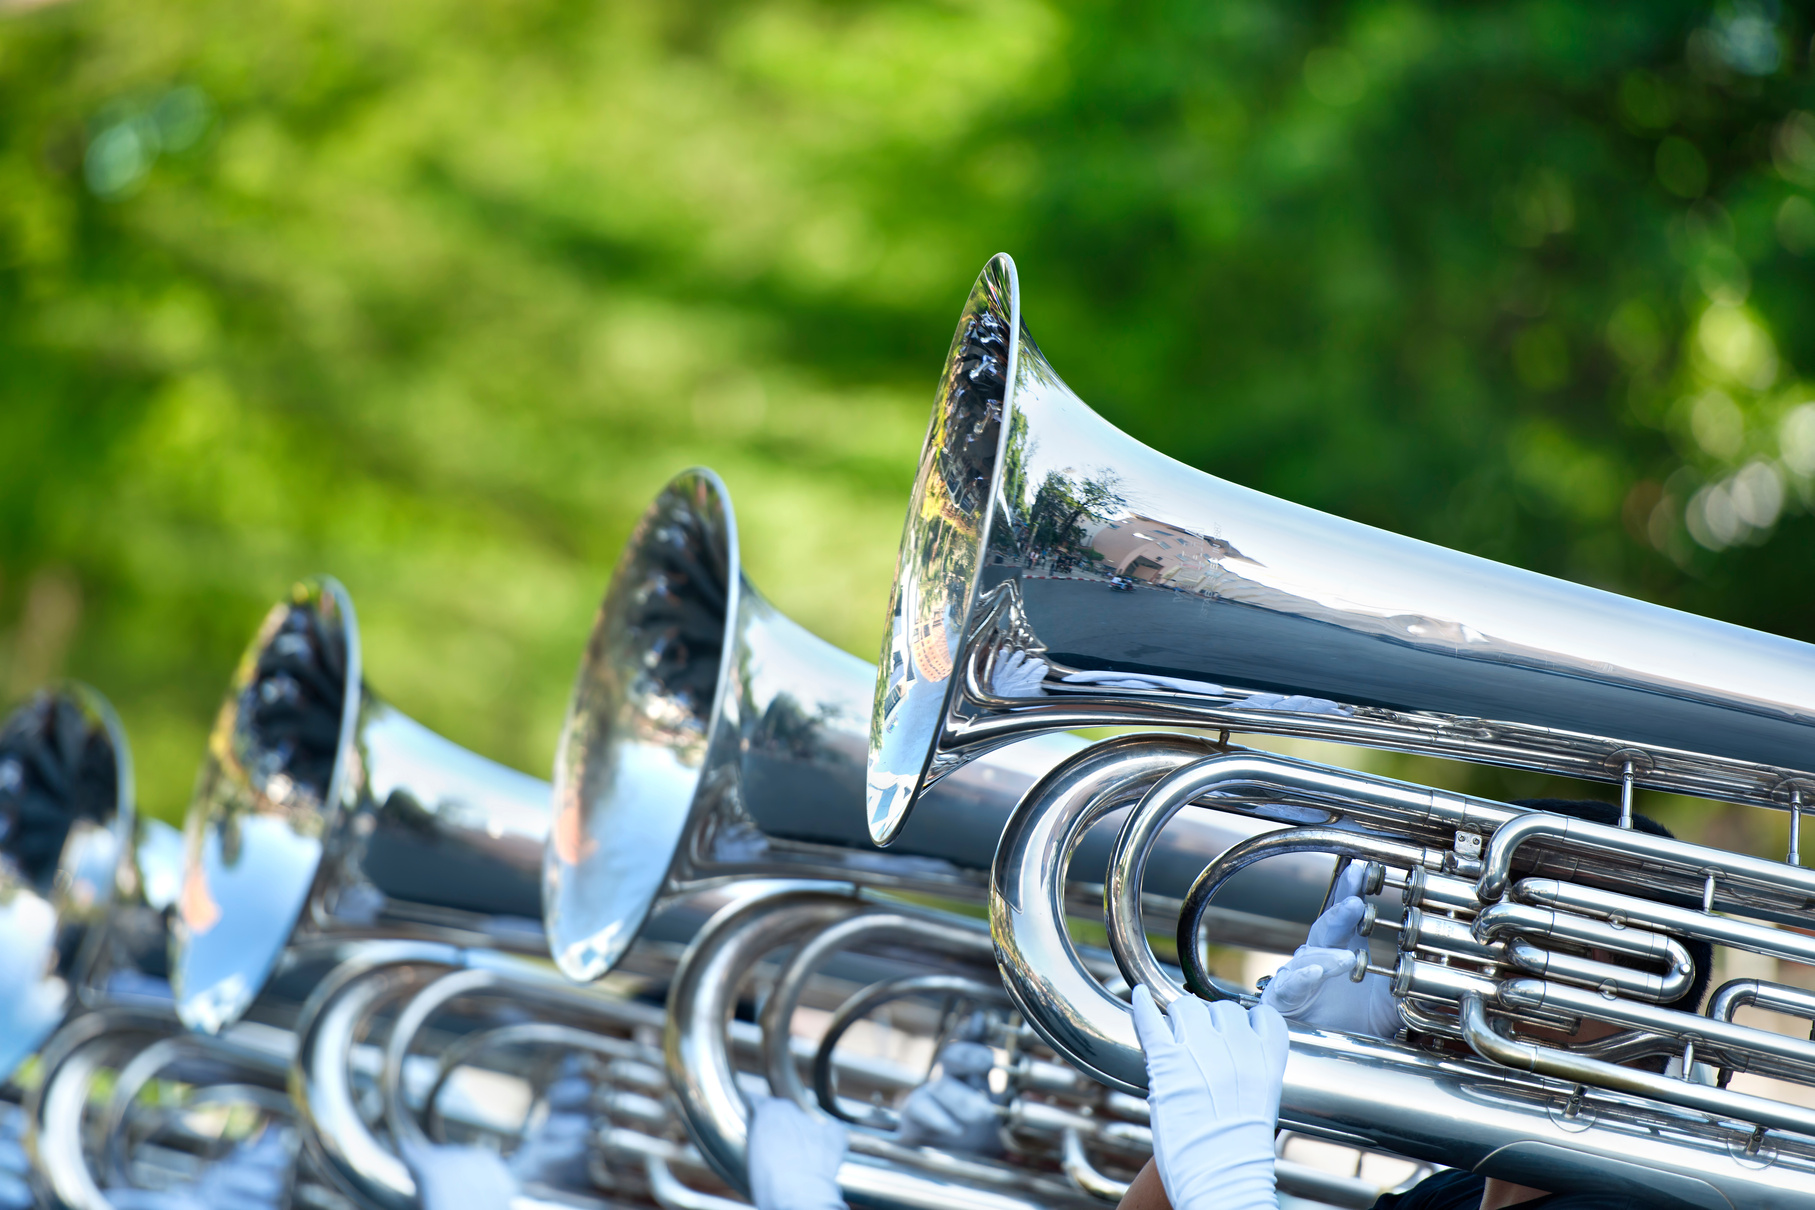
[901,1088,961,1136]
[937,1041,996,1079]
[1259,961,1326,1015]
[1206,998,1252,1038]
[1129,984,1176,1055]
[1305,896,1366,948]
[926,1076,996,1122]
[1248,1002,1292,1086]
[1165,990,1216,1047]
[806,1111,850,1156]
[1332,862,1367,903]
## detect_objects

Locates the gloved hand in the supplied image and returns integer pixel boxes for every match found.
[1060,670,1223,696]
[1130,985,1287,1210]
[991,650,1049,697]
[894,1041,1002,1155]
[1261,946,1400,1039]
[1261,863,1399,1039]
[1306,862,1371,949]
[747,1097,848,1210]
[402,1140,518,1210]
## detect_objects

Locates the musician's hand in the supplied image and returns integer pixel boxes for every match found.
[992,650,1049,697]
[1265,863,1399,1038]
[403,1140,518,1210]
[747,1097,849,1210]
[1130,985,1286,1210]
[1305,862,1370,949]
[895,1042,1002,1156]
[1262,946,1400,1040]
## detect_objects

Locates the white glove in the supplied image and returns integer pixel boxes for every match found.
[402,1141,518,1210]
[894,1042,1002,1155]
[991,650,1049,697]
[1262,867,1399,1039]
[1307,862,1370,949]
[1060,670,1223,696]
[747,1097,848,1210]
[1261,946,1400,1040]
[1240,692,1348,715]
[1130,985,1287,1210]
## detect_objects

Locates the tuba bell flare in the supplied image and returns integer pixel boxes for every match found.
[171,577,554,1034]
[868,255,1815,1203]
[864,253,1815,845]
[543,468,1330,985]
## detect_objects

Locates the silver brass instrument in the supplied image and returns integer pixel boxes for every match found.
[555,472,1395,1207]
[870,253,1815,1205]
[26,1004,303,1210]
[172,577,554,1034]
[666,881,1392,1210]
[0,687,306,1210]
[544,468,1327,985]
[0,686,162,1085]
[289,938,678,1210]
[866,254,1815,842]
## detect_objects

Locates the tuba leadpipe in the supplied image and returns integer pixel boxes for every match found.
[864,252,1815,846]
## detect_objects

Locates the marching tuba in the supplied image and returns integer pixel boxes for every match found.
[868,253,1815,1206]
[0,686,310,1210]
[170,576,561,1034]
[290,467,1337,1210]
[543,467,1328,985]
[558,470,1397,1208]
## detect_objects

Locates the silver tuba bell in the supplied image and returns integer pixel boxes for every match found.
[561,470,1392,1207]
[171,577,555,1034]
[865,252,1815,843]
[0,685,182,1085]
[870,253,1815,1205]
[543,467,1327,984]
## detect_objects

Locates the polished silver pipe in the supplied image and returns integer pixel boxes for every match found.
[173,578,553,1035]
[866,252,1815,846]
[291,942,467,1210]
[667,883,1116,1210]
[24,1004,295,1210]
[992,741,1815,1203]
[1709,978,1815,1027]
[1513,878,1815,965]
[1457,993,1815,1140]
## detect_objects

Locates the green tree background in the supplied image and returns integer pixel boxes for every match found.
[2,0,1812,847]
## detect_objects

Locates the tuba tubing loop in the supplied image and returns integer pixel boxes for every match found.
[992,739,1815,1202]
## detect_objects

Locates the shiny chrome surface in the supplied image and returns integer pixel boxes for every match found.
[173,577,553,1033]
[546,469,1330,985]
[25,1004,296,1210]
[291,921,761,1210]
[667,881,1389,1210]
[994,737,1815,1203]
[666,882,1103,1210]
[0,685,170,1085]
[867,252,1815,843]
[0,687,133,1080]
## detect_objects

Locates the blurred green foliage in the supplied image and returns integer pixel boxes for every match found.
[2,0,1814,844]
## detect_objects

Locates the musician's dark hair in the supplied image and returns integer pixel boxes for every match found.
[1512,798,1714,1012]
